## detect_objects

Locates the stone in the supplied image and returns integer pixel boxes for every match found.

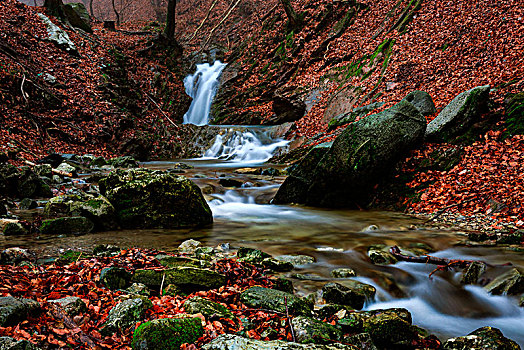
[343,333,378,350]
[99,169,212,229]
[93,244,121,257]
[0,165,51,199]
[367,246,398,265]
[218,178,243,188]
[322,282,376,310]
[262,258,294,272]
[426,85,491,142]
[237,247,271,263]
[132,267,226,292]
[37,14,78,55]
[261,168,282,176]
[126,283,150,296]
[291,316,344,344]
[460,261,487,285]
[100,267,133,290]
[178,239,201,254]
[331,268,356,278]
[110,156,139,168]
[275,255,315,267]
[48,297,87,316]
[65,3,90,25]
[43,195,81,217]
[0,297,39,327]
[442,326,520,350]
[273,278,294,294]
[0,337,40,350]
[274,100,426,207]
[361,312,417,346]
[0,248,33,265]
[327,102,385,131]
[272,92,307,124]
[131,316,203,350]
[156,255,202,268]
[55,162,78,177]
[69,196,118,231]
[401,91,437,116]
[19,198,37,210]
[101,298,152,336]
[485,268,524,295]
[184,297,234,320]
[337,308,413,334]
[240,287,313,316]
[202,334,358,349]
[1,220,28,236]
[39,216,94,235]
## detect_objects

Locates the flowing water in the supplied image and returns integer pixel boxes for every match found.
[2,62,524,346]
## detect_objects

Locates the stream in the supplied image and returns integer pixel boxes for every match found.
[2,61,523,346]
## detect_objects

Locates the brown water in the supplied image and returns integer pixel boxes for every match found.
[2,159,524,345]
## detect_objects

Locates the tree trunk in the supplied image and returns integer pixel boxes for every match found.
[111,0,120,25]
[89,0,94,17]
[279,0,300,30]
[44,0,67,20]
[164,0,176,39]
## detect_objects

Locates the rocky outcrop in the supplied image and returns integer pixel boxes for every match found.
[274,100,426,207]
[37,14,78,55]
[442,326,520,350]
[426,85,490,142]
[99,168,212,229]
[131,316,203,350]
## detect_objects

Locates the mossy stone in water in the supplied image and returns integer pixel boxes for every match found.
[39,216,94,235]
[184,296,234,320]
[485,268,524,295]
[291,316,344,344]
[132,267,226,292]
[443,326,520,350]
[131,317,203,350]
[322,282,376,310]
[240,286,313,316]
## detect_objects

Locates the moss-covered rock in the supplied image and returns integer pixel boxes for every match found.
[0,165,51,199]
[1,220,28,236]
[0,336,40,350]
[184,297,234,320]
[131,316,203,350]
[331,268,356,278]
[132,267,226,292]
[100,267,133,290]
[237,247,271,263]
[275,255,315,267]
[322,282,376,310]
[485,268,524,295]
[361,312,417,346]
[460,261,487,285]
[48,297,87,316]
[70,196,118,231]
[240,286,313,316]
[442,326,520,350]
[101,298,152,336]
[402,90,436,117]
[110,156,140,169]
[202,334,359,349]
[99,168,212,229]
[504,92,524,138]
[43,195,81,217]
[39,216,94,235]
[0,297,40,327]
[426,85,490,142]
[367,245,398,265]
[291,316,344,344]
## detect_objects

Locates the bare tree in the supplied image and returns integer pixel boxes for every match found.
[164,0,176,39]
[279,0,301,30]
[111,0,120,25]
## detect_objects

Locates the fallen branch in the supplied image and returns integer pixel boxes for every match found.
[20,74,28,104]
[284,296,295,342]
[389,246,474,269]
[202,0,242,49]
[144,93,179,129]
[188,0,220,41]
[24,160,73,177]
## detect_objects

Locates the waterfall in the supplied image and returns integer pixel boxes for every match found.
[183,61,227,125]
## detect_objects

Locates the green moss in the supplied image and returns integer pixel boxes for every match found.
[57,250,83,264]
[131,317,203,350]
[504,92,524,138]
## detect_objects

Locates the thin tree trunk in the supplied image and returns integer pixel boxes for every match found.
[89,0,94,17]
[188,0,219,41]
[279,0,300,29]
[112,0,120,25]
[164,0,176,39]
[203,0,241,47]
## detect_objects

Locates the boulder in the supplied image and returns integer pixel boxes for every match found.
[110,156,140,169]
[272,93,307,124]
[100,267,133,290]
[202,334,359,349]
[125,283,150,296]
[0,297,39,327]
[237,247,271,263]
[55,162,77,177]
[442,326,520,350]
[327,102,384,131]
[184,297,234,320]
[426,85,490,142]
[360,312,417,346]
[48,297,87,316]
[1,219,28,236]
[131,316,203,350]
[0,337,40,350]
[39,216,94,235]
[69,196,118,231]
[101,298,152,336]
[485,268,524,295]
[401,91,436,117]
[275,255,315,267]
[99,169,212,229]
[64,3,91,26]
[132,267,226,292]
[367,245,398,265]
[460,261,487,285]
[291,316,344,344]
[322,282,376,310]
[178,239,201,254]
[262,258,294,272]
[240,287,313,316]
[19,198,37,210]
[331,268,356,278]
[273,100,426,207]
[37,14,78,55]
[0,164,51,199]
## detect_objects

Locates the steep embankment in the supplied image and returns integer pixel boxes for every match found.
[0,0,192,161]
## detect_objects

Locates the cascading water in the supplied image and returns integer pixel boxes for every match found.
[183,61,227,125]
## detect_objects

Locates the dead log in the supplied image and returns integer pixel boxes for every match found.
[24,160,73,177]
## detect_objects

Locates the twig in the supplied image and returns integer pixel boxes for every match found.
[202,0,242,49]
[423,197,477,223]
[24,160,73,177]
[20,74,28,104]
[160,272,166,295]
[188,0,220,41]
[144,93,179,129]
[284,296,295,342]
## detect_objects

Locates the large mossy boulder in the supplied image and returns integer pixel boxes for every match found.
[402,91,436,117]
[291,316,344,344]
[202,334,360,349]
[240,287,313,316]
[99,169,212,229]
[426,85,490,142]
[0,164,52,199]
[132,267,226,292]
[322,282,376,310]
[273,100,426,207]
[131,316,203,350]
[39,216,94,235]
[0,297,39,327]
[442,326,520,350]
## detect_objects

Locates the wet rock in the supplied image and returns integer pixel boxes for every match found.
[99,169,212,229]
[519,295,524,307]
[275,255,315,267]
[184,296,234,320]
[442,326,520,350]
[240,287,313,316]
[367,245,398,265]
[0,297,40,327]
[48,297,87,316]
[178,239,201,254]
[125,283,150,296]
[218,178,243,188]
[110,156,139,169]
[261,167,282,176]
[202,334,357,349]
[36,14,78,55]
[19,198,37,210]
[343,333,378,350]
[272,92,307,124]
[56,162,78,177]
[43,195,81,217]
[426,85,490,142]
[331,268,356,278]
[485,268,524,295]
[262,258,294,272]
[0,337,40,350]
[322,282,376,310]
[131,316,203,350]
[234,168,262,175]
[316,304,354,320]
[237,247,271,263]
[273,278,294,294]
[0,220,28,236]
[0,248,33,265]
[0,165,51,199]
[39,216,94,235]
[100,267,132,290]
[132,267,226,292]
[274,100,426,207]
[101,298,152,336]
[327,102,385,131]
[69,196,118,231]
[292,316,344,344]
[93,244,121,257]
[361,312,417,346]
[402,90,436,117]
[461,261,487,285]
